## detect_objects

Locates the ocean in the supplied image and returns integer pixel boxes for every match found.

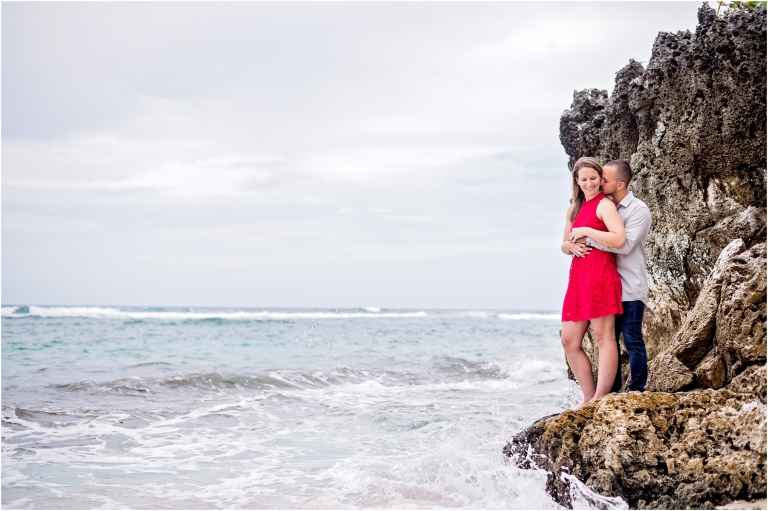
[1,306,624,509]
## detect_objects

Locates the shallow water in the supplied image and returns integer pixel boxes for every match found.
[2,306,620,509]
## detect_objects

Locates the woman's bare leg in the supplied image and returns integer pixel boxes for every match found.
[590,314,619,401]
[561,321,595,409]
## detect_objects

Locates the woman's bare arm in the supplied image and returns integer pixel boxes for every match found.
[568,199,626,248]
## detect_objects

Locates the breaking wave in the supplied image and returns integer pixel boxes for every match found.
[2,305,560,322]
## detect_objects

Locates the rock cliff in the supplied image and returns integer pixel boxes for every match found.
[560,4,766,362]
[506,4,766,509]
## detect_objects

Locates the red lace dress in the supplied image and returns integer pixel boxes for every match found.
[562,193,623,322]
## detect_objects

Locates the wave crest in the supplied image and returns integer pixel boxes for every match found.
[2,306,561,322]
[2,306,429,321]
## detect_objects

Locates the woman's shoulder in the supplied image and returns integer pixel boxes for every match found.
[598,196,617,208]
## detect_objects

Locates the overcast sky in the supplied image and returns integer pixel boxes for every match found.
[2,2,704,310]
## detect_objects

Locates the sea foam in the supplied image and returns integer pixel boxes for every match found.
[3,307,574,509]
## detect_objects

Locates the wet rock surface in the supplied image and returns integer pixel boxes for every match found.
[504,378,767,509]
[510,4,767,509]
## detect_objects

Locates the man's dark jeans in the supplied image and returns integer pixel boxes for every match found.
[611,300,648,392]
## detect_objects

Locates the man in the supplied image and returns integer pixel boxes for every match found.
[586,160,652,391]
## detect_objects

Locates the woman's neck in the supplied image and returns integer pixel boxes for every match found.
[584,190,601,201]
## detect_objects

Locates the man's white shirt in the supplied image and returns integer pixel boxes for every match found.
[587,192,652,304]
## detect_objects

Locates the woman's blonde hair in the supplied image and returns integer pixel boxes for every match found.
[570,157,603,222]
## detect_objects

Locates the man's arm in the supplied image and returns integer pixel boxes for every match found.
[588,206,651,255]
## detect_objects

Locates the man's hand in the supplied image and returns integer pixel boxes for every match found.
[569,227,591,241]
[564,240,592,258]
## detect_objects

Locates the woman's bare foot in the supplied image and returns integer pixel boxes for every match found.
[573,397,594,410]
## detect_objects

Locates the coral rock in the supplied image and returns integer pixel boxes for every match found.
[714,242,768,379]
[646,353,694,392]
[726,364,767,403]
[662,238,746,370]
[504,390,767,509]
[512,4,768,509]
[694,349,727,389]
[559,4,767,358]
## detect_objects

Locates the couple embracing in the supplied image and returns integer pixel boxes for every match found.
[560,157,652,409]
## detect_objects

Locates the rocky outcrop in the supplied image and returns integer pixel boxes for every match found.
[714,242,767,377]
[559,4,767,363]
[648,239,766,392]
[504,370,767,509]
[508,4,767,509]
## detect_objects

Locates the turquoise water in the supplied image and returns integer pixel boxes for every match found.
[2,306,595,509]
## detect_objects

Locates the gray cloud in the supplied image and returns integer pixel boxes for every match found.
[2,2,702,309]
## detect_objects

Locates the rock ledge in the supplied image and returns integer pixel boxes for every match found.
[504,368,767,509]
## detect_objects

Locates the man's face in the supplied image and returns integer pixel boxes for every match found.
[601,165,621,196]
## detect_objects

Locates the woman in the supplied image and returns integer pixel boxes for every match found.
[560,157,626,409]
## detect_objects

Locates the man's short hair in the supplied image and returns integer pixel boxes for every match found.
[605,160,633,185]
